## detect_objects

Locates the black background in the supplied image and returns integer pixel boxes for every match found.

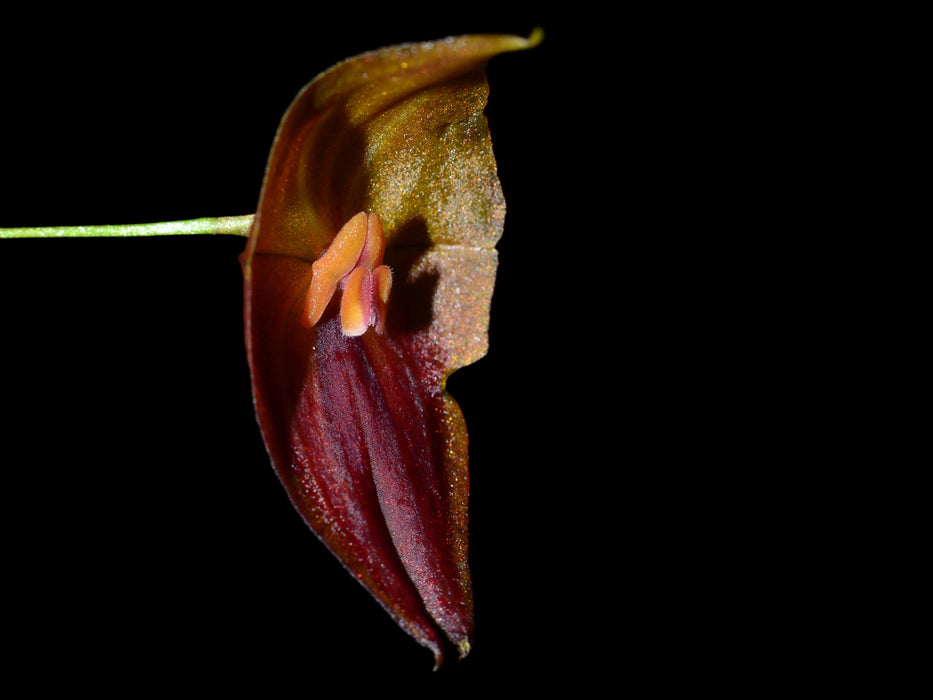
[0,6,682,695]
[3,8,909,696]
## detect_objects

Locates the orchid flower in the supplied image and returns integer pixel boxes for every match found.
[1,31,541,668]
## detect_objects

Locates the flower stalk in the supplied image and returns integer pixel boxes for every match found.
[0,215,254,239]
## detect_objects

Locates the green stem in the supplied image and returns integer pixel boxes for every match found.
[0,214,254,239]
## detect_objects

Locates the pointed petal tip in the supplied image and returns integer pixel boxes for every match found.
[489,27,544,55]
[431,645,445,672]
[427,638,470,671]
[457,638,472,659]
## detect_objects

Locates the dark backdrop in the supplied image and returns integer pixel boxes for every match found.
[0,7,660,695]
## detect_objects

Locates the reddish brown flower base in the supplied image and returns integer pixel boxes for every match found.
[247,252,472,665]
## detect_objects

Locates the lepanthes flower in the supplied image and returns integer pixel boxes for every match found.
[0,30,540,669]
[241,33,540,666]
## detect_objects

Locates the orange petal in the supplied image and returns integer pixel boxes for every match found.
[339,266,373,337]
[372,264,392,335]
[357,212,386,270]
[303,212,368,327]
